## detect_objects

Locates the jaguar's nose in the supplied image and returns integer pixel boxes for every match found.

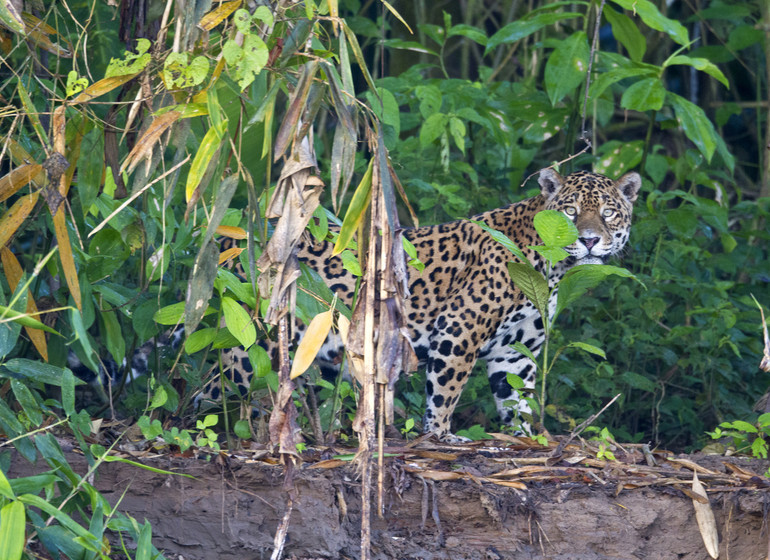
[580,236,600,250]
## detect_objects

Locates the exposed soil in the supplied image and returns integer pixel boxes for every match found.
[8,437,770,560]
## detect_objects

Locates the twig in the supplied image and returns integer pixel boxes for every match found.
[551,393,621,457]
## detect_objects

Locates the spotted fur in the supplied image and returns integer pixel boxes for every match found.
[209,169,641,440]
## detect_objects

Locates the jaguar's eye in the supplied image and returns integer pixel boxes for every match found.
[602,208,615,218]
[564,207,577,217]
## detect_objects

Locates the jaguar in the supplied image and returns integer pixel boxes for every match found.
[208,168,641,441]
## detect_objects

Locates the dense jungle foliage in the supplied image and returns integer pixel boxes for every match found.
[0,0,768,556]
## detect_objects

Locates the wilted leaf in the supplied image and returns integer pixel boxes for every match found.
[0,192,38,248]
[185,241,219,334]
[0,247,48,360]
[216,225,247,239]
[71,73,138,104]
[290,309,333,379]
[198,0,241,30]
[691,471,719,558]
[121,110,182,175]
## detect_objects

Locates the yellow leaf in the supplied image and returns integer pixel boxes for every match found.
[0,247,47,361]
[218,246,242,265]
[336,313,350,344]
[198,0,241,30]
[52,208,81,311]
[121,110,182,175]
[215,225,247,239]
[71,73,139,104]
[0,192,38,248]
[290,309,333,379]
[0,164,42,203]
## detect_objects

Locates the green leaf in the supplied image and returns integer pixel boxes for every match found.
[2,359,84,387]
[0,501,25,560]
[620,77,665,111]
[610,0,689,46]
[0,0,24,34]
[419,113,449,147]
[0,469,14,500]
[340,250,362,276]
[587,65,656,100]
[620,371,657,392]
[185,327,217,354]
[506,372,526,390]
[447,24,488,46]
[249,344,273,379]
[234,420,251,439]
[185,241,219,335]
[603,7,646,62]
[448,116,465,154]
[149,385,168,410]
[554,264,642,323]
[664,55,728,88]
[333,158,373,256]
[471,220,527,262]
[533,210,578,247]
[222,296,256,349]
[530,245,569,264]
[0,306,58,335]
[486,12,583,52]
[668,93,718,162]
[507,262,549,318]
[10,379,41,425]
[512,341,537,364]
[545,32,590,106]
[566,341,606,359]
[728,420,758,434]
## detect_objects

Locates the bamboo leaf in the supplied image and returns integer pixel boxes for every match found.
[71,73,139,104]
[290,309,333,379]
[16,81,49,149]
[0,0,23,34]
[0,501,25,560]
[198,0,241,30]
[121,110,182,175]
[332,159,373,256]
[0,192,38,248]
[0,247,48,360]
[52,207,82,311]
[185,118,228,201]
[566,341,606,359]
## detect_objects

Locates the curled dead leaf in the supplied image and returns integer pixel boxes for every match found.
[691,471,719,559]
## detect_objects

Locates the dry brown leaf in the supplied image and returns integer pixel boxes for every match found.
[405,469,464,482]
[0,192,38,248]
[667,457,721,476]
[691,471,719,558]
[482,478,528,490]
[218,246,243,265]
[307,459,349,470]
[120,110,181,175]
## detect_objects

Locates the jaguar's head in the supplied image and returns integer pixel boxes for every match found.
[539,168,641,264]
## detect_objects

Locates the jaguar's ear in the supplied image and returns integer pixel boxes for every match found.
[616,172,641,204]
[538,168,564,199]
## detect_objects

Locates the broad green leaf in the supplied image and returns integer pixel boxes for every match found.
[471,220,527,262]
[486,12,582,52]
[149,385,168,410]
[290,309,333,379]
[2,359,84,387]
[234,420,252,440]
[594,140,644,177]
[603,7,645,62]
[668,93,717,162]
[512,340,537,363]
[0,501,25,560]
[249,344,273,378]
[620,77,665,111]
[18,494,98,542]
[566,341,606,359]
[365,87,400,136]
[530,245,569,263]
[340,250,362,276]
[222,296,256,349]
[610,0,688,46]
[727,420,758,434]
[447,24,487,46]
[533,210,578,247]
[185,327,217,353]
[621,371,657,392]
[333,158,373,256]
[448,116,465,154]
[554,264,642,323]
[545,32,590,106]
[664,55,728,88]
[61,368,76,417]
[587,66,656,100]
[506,372,526,389]
[419,113,449,147]
[507,262,549,318]
[101,308,125,366]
